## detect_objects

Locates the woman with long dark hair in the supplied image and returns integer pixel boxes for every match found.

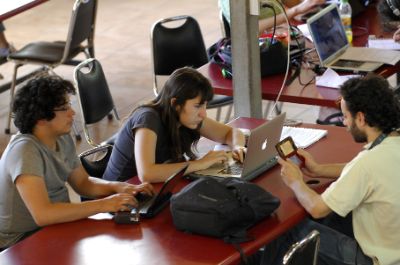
[103,67,245,183]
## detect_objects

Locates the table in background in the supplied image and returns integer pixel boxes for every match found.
[199,3,398,109]
[0,118,363,265]
[0,0,48,21]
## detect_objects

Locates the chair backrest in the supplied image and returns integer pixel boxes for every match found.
[283,230,320,265]
[74,58,118,146]
[150,15,209,94]
[220,11,231,38]
[80,144,113,178]
[62,0,97,63]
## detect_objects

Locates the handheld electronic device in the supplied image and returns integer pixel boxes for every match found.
[275,136,305,167]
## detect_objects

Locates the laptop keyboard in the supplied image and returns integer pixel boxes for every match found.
[332,59,364,68]
[219,161,243,175]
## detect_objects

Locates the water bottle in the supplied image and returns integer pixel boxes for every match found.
[339,0,353,44]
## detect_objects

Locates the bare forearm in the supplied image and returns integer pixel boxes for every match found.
[138,162,190,183]
[74,177,120,198]
[33,199,106,226]
[225,128,246,148]
[315,163,345,178]
[289,180,331,219]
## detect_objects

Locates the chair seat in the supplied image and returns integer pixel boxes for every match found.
[9,41,81,64]
[208,95,233,108]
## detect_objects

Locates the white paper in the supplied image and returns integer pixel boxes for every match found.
[281,126,328,148]
[316,68,360,89]
[368,38,400,50]
[297,24,312,42]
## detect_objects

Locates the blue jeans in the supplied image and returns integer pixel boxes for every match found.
[257,218,373,265]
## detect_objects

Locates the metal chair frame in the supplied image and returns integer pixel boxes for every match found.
[283,230,320,265]
[5,0,97,134]
[73,58,119,147]
[150,15,233,123]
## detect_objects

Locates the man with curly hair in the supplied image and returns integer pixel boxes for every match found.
[254,74,400,265]
[0,75,154,251]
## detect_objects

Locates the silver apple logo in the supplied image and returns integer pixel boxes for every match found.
[261,138,268,150]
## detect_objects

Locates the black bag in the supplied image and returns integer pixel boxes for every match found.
[207,37,288,78]
[170,177,280,243]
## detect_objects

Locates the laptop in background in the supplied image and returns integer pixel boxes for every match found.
[191,113,286,181]
[307,4,382,72]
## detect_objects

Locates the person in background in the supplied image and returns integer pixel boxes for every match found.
[252,74,400,265]
[0,22,14,59]
[103,67,246,183]
[0,75,154,251]
[219,0,324,35]
[378,0,400,41]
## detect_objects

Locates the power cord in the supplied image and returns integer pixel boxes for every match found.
[261,0,291,119]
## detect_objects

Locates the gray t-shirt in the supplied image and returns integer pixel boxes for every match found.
[103,107,172,182]
[0,133,80,248]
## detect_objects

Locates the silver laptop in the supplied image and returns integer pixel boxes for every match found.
[307,4,382,72]
[192,113,286,181]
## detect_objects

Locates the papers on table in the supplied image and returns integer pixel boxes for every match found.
[239,126,328,149]
[368,37,400,50]
[281,126,328,149]
[316,68,360,89]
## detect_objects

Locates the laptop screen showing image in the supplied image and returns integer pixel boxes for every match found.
[308,5,348,63]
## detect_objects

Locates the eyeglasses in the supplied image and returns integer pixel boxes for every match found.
[54,102,72,112]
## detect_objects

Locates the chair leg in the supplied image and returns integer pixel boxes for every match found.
[224,104,233,124]
[5,63,22,134]
[72,121,81,141]
[216,107,222,122]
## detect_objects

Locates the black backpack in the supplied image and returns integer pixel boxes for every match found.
[170,177,280,243]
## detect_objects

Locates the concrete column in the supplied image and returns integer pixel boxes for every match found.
[230,0,262,118]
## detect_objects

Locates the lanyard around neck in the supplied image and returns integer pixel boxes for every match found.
[368,133,388,150]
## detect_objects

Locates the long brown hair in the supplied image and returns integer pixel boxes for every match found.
[144,67,213,160]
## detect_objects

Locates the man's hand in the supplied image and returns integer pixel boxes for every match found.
[278,157,304,189]
[101,193,138,212]
[294,0,326,16]
[297,149,321,177]
[115,182,155,197]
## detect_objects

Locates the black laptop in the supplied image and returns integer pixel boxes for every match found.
[114,164,188,223]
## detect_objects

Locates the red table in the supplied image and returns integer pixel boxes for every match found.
[0,0,48,21]
[0,118,363,265]
[199,3,398,109]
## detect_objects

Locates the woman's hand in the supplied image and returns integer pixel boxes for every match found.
[197,150,228,169]
[232,146,247,163]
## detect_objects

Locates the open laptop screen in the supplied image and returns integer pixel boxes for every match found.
[308,4,348,63]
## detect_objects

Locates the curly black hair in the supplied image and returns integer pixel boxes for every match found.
[12,74,76,134]
[340,74,400,134]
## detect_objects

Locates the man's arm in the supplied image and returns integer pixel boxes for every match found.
[278,158,332,219]
[297,149,345,178]
[15,174,137,227]
[67,165,153,198]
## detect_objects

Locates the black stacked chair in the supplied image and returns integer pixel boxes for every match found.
[74,58,119,178]
[151,15,233,123]
[5,0,97,134]
[282,230,320,265]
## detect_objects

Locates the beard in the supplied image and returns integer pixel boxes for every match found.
[349,121,367,143]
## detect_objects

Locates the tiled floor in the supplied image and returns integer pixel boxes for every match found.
[0,0,319,155]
